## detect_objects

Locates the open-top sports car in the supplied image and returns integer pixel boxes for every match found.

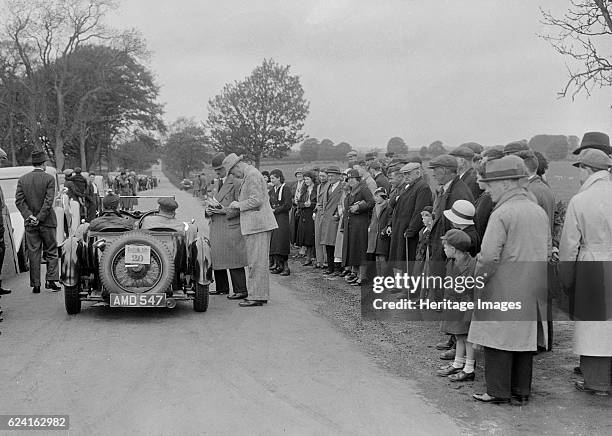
[60,200,211,315]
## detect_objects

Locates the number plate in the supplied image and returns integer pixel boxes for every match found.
[110,294,166,307]
[125,245,151,264]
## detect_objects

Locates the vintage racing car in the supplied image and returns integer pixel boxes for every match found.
[60,200,211,314]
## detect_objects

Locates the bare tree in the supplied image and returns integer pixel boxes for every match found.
[540,0,612,98]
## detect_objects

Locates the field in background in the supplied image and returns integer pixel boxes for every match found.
[261,159,581,202]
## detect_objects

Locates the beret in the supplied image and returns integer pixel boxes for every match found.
[428,155,458,169]
[158,197,179,211]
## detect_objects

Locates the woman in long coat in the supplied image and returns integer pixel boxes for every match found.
[295,172,317,265]
[269,169,292,276]
[342,169,375,285]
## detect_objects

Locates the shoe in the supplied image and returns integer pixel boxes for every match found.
[227,292,248,300]
[322,270,334,276]
[436,364,463,377]
[435,338,454,350]
[45,281,62,291]
[511,394,530,404]
[209,289,229,295]
[575,381,609,396]
[350,279,366,286]
[339,270,350,277]
[32,286,41,294]
[270,267,283,274]
[472,393,510,404]
[280,269,290,276]
[239,299,266,307]
[346,275,358,284]
[0,288,11,295]
[439,349,456,360]
[448,370,475,382]
[302,260,313,266]
[345,273,357,282]
[574,366,582,376]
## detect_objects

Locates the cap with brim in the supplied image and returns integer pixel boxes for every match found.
[443,200,475,225]
[325,165,341,174]
[449,146,475,159]
[158,197,179,211]
[440,229,472,252]
[479,155,528,182]
[574,132,611,155]
[346,169,361,179]
[400,162,420,173]
[572,149,612,170]
[428,155,458,169]
[222,153,243,172]
[31,150,47,165]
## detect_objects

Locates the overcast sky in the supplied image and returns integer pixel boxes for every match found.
[108,0,612,150]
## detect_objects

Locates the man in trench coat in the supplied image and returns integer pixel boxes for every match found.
[469,155,550,404]
[559,149,612,395]
[205,152,248,297]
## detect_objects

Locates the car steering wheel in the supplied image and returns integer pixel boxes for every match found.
[135,210,159,229]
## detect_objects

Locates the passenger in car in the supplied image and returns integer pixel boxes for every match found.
[140,197,184,232]
[89,194,134,232]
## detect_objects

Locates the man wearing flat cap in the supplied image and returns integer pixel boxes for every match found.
[319,166,344,276]
[223,154,278,307]
[450,146,482,200]
[559,149,612,395]
[205,152,248,297]
[503,140,530,156]
[469,155,550,405]
[89,194,134,231]
[15,150,61,293]
[141,197,184,232]
[386,162,432,274]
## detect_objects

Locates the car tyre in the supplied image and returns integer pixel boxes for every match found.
[99,230,175,295]
[194,283,209,312]
[65,285,81,314]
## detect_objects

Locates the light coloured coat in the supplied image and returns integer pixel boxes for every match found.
[236,164,278,235]
[468,188,550,352]
[559,170,612,356]
[209,175,247,270]
[319,180,344,246]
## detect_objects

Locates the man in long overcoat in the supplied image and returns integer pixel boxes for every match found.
[469,155,550,404]
[225,154,278,307]
[205,153,248,297]
[450,146,482,200]
[386,162,432,274]
[319,166,344,275]
[559,149,612,395]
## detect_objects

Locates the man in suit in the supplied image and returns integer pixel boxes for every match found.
[15,150,61,293]
[319,166,344,276]
[450,146,482,200]
[369,161,391,193]
[314,169,329,268]
[205,152,248,298]
[224,154,278,307]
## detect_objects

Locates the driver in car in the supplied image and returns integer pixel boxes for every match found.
[140,197,184,232]
[89,194,134,231]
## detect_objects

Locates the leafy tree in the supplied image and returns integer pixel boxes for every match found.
[163,118,211,179]
[335,141,352,159]
[428,140,446,157]
[419,146,429,157]
[299,137,319,162]
[207,58,310,168]
[113,133,160,172]
[540,1,612,98]
[387,136,408,155]
[529,134,570,161]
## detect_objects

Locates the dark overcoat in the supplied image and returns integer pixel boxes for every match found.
[367,201,390,256]
[387,177,432,264]
[269,184,292,256]
[295,185,317,247]
[460,168,483,201]
[208,175,247,270]
[342,182,375,266]
[474,191,493,241]
[15,169,57,228]
[429,176,474,275]
[441,254,477,335]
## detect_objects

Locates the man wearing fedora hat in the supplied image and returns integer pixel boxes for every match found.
[469,155,550,405]
[559,148,612,396]
[573,131,612,157]
[15,150,61,293]
[223,154,278,307]
[206,152,248,298]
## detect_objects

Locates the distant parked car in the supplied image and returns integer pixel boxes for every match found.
[180,179,193,190]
